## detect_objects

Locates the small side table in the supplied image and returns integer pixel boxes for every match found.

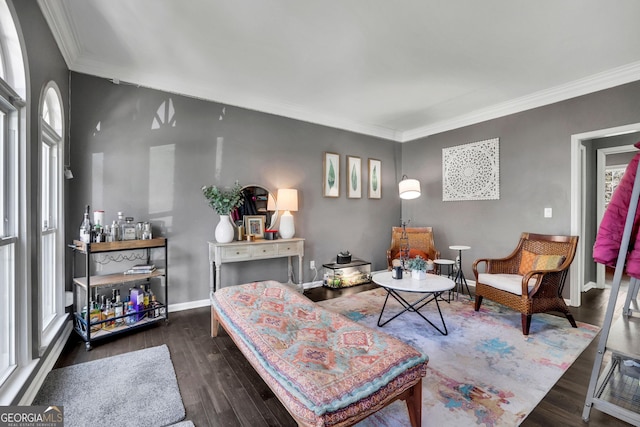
[449,245,472,299]
[434,259,455,278]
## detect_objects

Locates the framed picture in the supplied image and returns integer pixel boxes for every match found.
[368,158,382,199]
[347,155,362,198]
[323,152,340,197]
[244,215,266,238]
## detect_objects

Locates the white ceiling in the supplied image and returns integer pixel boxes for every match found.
[38,0,640,142]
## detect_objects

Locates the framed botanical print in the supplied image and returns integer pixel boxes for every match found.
[347,155,362,198]
[323,152,340,198]
[368,158,382,199]
[244,215,266,238]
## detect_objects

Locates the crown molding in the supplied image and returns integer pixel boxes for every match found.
[37,0,81,68]
[42,0,640,145]
[401,61,640,142]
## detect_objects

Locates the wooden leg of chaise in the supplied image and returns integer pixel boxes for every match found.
[211,306,219,337]
[405,379,422,427]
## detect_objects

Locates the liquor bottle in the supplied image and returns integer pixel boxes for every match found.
[89,299,101,333]
[110,220,119,241]
[150,291,159,318]
[93,224,104,242]
[114,290,124,326]
[121,217,137,241]
[79,205,92,243]
[125,301,136,325]
[116,212,125,241]
[142,222,152,240]
[130,285,145,320]
[143,284,150,309]
[102,296,114,330]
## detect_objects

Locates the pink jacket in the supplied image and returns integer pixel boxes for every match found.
[593,142,640,278]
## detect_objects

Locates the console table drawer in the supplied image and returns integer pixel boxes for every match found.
[222,246,252,260]
[252,244,278,257]
[278,242,301,256]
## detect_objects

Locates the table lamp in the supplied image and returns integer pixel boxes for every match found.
[277,188,298,239]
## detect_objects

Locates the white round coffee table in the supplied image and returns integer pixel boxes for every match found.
[372,271,455,335]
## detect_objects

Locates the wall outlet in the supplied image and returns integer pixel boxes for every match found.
[310,260,315,269]
[544,207,552,218]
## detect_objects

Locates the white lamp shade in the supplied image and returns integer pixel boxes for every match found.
[277,189,298,211]
[399,178,421,199]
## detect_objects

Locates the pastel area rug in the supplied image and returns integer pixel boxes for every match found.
[317,288,600,427]
[33,344,187,427]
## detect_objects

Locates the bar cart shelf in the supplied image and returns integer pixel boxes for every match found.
[69,237,169,350]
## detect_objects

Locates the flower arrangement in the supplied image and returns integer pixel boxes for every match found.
[202,181,244,215]
[407,255,428,272]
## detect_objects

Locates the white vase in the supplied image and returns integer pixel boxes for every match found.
[412,270,427,280]
[215,214,235,243]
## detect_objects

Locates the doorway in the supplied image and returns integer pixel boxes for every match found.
[595,146,636,288]
[570,124,640,307]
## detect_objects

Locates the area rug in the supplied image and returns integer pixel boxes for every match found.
[317,288,600,427]
[33,344,186,427]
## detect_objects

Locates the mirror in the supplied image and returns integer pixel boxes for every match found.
[235,184,278,231]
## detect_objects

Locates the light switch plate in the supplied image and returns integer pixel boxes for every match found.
[544,207,552,218]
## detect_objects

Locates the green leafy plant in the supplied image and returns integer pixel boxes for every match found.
[372,165,378,191]
[351,164,357,190]
[202,181,244,215]
[407,255,427,272]
[328,160,336,189]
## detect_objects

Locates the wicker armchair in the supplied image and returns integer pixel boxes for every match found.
[386,226,440,270]
[472,232,579,335]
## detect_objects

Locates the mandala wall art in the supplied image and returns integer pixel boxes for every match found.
[442,138,500,201]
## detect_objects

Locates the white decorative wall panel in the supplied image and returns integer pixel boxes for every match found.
[442,138,500,201]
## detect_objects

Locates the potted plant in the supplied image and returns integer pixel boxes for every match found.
[202,181,244,243]
[407,255,428,280]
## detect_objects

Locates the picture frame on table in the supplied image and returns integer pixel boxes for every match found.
[368,158,382,199]
[244,215,266,238]
[323,152,340,198]
[347,155,362,198]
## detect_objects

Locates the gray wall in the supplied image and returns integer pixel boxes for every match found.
[68,73,400,304]
[401,81,640,297]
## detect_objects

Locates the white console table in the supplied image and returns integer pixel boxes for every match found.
[208,238,304,294]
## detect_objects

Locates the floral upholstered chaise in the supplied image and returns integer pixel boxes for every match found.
[211,281,428,427]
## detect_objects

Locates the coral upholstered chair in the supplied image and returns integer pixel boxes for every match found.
[387,226,440,270]
[472,232,579,335]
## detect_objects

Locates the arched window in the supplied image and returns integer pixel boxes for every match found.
[0,0,26,388]
[39,82,64,343]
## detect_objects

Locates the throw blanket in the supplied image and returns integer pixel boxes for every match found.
[212,281,428,419]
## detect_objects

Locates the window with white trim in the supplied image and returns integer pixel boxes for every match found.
[0,0,26,393]
[40,83,64,341]
[0,103,17,386]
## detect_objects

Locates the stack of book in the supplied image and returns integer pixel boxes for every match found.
[124,264,156,275]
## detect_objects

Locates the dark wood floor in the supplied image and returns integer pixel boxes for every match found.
[53,282,634,426]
